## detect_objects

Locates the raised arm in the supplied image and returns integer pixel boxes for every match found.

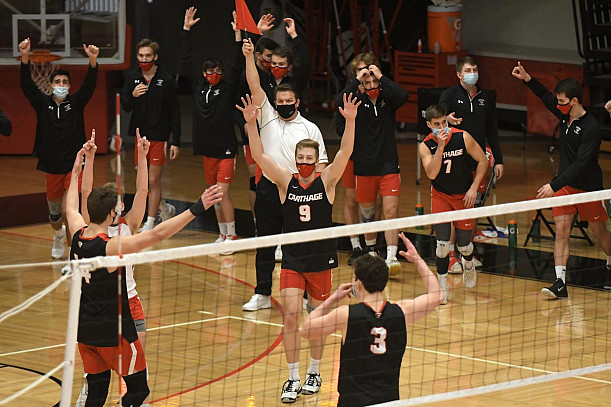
[237,94,291,190]
[242,39,266,107]
[300,285,351,339]
[80,135,98,224]
[19,38,44,105]
[74,44,99,107]
[512,61,561,119]
[66,149,87,236]
[124,129,149,233]
[463,131,487,208]
[180,7,200,81]
[397,233,443,323]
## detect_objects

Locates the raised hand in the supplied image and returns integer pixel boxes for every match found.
[284,17,297,38]
[338,93,361,120]
[335,283,354,300]
[368,64,383,80]
[398,233,422,263]
[83,133,97,160]
[18,37,31,56]
[83,44,99,59]
[136,128,150,157]
[236,94,258,123]
[436,127,449,149]
[447,112,462,125]
[511,61,531,82]
[257,13,275,33]
[184,6,200,31]
[201,184,223,210]
[242,38,254,57]
[72,148,86,175]
[356,66,369,82]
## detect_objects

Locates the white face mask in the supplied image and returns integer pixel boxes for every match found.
[463,73,478,86]
[53,86,69,99]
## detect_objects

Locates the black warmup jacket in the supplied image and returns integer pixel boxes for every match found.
[439,83,503,167]
[335,76,409,176]
[525,77,603,192]
[121,65,181,146]
[180,30,241,158]
[21,62,98,174]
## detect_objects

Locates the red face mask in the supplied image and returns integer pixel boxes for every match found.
[557,102,572,115]
[205,73,222,86]
[271,66,289,79]
[296,162,316,178]
[139,61,155,72]
[260,57,272,70]
[364,86,380,100]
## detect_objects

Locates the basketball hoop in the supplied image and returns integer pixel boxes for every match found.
[17,50,62,95]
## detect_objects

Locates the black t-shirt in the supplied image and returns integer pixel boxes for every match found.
[281,174,338,273]
[423,129,473,195]
[338,301,406,407]
[71,227,138,347]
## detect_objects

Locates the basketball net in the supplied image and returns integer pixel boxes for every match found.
[23,50,62,95]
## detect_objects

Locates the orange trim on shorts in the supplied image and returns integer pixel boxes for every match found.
[78,337,146,375]
[279,268,332,301]
[552,186,608,221]
[128,295,146,321]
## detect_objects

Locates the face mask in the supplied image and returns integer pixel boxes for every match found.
[432,126,450,136]
[205,73,222,86]
[364,86,380,100]
[271,66,289,79]
[557,102,572,115]
[260,57,272,70]
[296,162,316,178]
[463,73,478,86]
[139,61,155,72]
[275,103,297,119]
[53,86,69,100]
[351,283,357,299]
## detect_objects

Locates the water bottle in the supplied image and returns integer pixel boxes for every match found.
[433,41,440,54]
[508,219,517,247]
[417,39,423,53]
[415,204,424,230]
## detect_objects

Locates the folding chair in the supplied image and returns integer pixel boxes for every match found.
[523,208,594,247]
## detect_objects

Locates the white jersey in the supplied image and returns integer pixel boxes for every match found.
[108,218,137,299]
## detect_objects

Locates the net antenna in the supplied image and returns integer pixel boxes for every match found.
[17,49,62,95]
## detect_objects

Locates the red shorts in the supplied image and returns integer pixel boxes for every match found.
[203,157,236,185]
[341,159,356,189]
[552,186,608,221]
[243,145,256,166]
[355,173,401,203]
[280,269,332,301]
[78,338,146,376]
[471,171,488,194]
[135,140,167,166]
[46,172,82,201]
[129,295,146,321]
[431,188,474,230]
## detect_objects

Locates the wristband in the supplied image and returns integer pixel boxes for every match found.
[189,197,206,216]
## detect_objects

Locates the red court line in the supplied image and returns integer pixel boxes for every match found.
[150,259,284,404]
[0,229,54,242]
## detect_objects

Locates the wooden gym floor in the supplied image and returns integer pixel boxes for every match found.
[1,133,610,406]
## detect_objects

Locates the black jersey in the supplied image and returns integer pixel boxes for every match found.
[70,227,138,347]
[423,129,473,195]
[338,301,407,407]
[281,174,338,273]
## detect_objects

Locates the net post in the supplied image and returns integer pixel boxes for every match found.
[59,262,83,407]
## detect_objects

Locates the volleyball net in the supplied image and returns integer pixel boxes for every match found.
[1,189,610,406]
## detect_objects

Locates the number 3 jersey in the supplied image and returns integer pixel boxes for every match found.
[281,174,338,273]
[338,301,407,407]
[423,129,473,195]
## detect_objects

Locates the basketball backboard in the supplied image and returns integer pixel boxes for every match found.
[0,0,126,65]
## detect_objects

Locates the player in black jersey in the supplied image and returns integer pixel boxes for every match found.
[300,233,443,406]
[238,92,360,403]
[420,104,488,303]
[65,149,222,407]
[512,62,611,299]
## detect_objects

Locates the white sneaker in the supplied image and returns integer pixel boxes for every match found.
[463,259,477,289]
[51,225,66,259]
[61,261,71,276]
[221,235,237,255]
[242,294,271,311]
[215,234,226,244]
[301,373,321,395]
[440,278,449,305]
[160,200,176,221]
[386,257,402,276]
[281,379,302,403]
[472,256,483,268]
[275,245,283,262]
[139,222,154,233]
[75,383,88,407]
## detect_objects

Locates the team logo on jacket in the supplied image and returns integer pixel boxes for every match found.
[213,89,220,96]
[156,79,164,86]
[478,99,485,106]
[574,126,581,134]
[458,100,464,104]
[64,104,72,111]
[379,100,386,108]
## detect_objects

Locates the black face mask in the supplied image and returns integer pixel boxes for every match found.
[275,103,296,119]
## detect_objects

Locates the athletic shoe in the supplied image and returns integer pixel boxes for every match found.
[440,278,449,305]
[386,257,402,276]
[301,372,322,395]
[51,225,66,259]
[215,234,226,244]
[541,278,568,299]
[275,245,283,262]
[75,383,88,407]
[221,235,238,255]
[281,379,302,403]
[160,200,176,222]
[472,256,483,269]
[347,247,365,266]
[448,251,462,274]
[462,259,477,289]
[242,294,271,311]
[139,222,154,233]
[61,261,71,276]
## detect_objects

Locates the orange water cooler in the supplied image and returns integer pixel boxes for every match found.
[427,5,462,53]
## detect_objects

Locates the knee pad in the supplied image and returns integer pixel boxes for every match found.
[249,176,256,192]
[306,302,317,314]
[436,240,451,259]
[359,205,375,223]
[47,200,62,223]
[122,369,150,407]
[457,242,474,257]
[214,202,222,211]
[86,370,111,405]
[435,256,450,276]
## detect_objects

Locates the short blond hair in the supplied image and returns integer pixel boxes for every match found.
[349,53,380,75]
[295,139,319,160]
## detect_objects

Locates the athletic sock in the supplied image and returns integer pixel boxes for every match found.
[145,216,155,228]
[287,362,300,381]
[555,265,566,281]
[218,222,227,236]
[387,245,398,260]
[350,237,362,250]
[226,221,236,237]
[449,244,455,252]
[307,358,321,375]
[365,238,377,247]
[438,273,447,284]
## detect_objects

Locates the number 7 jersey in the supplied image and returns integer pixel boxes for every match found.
[423,129,474,195]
